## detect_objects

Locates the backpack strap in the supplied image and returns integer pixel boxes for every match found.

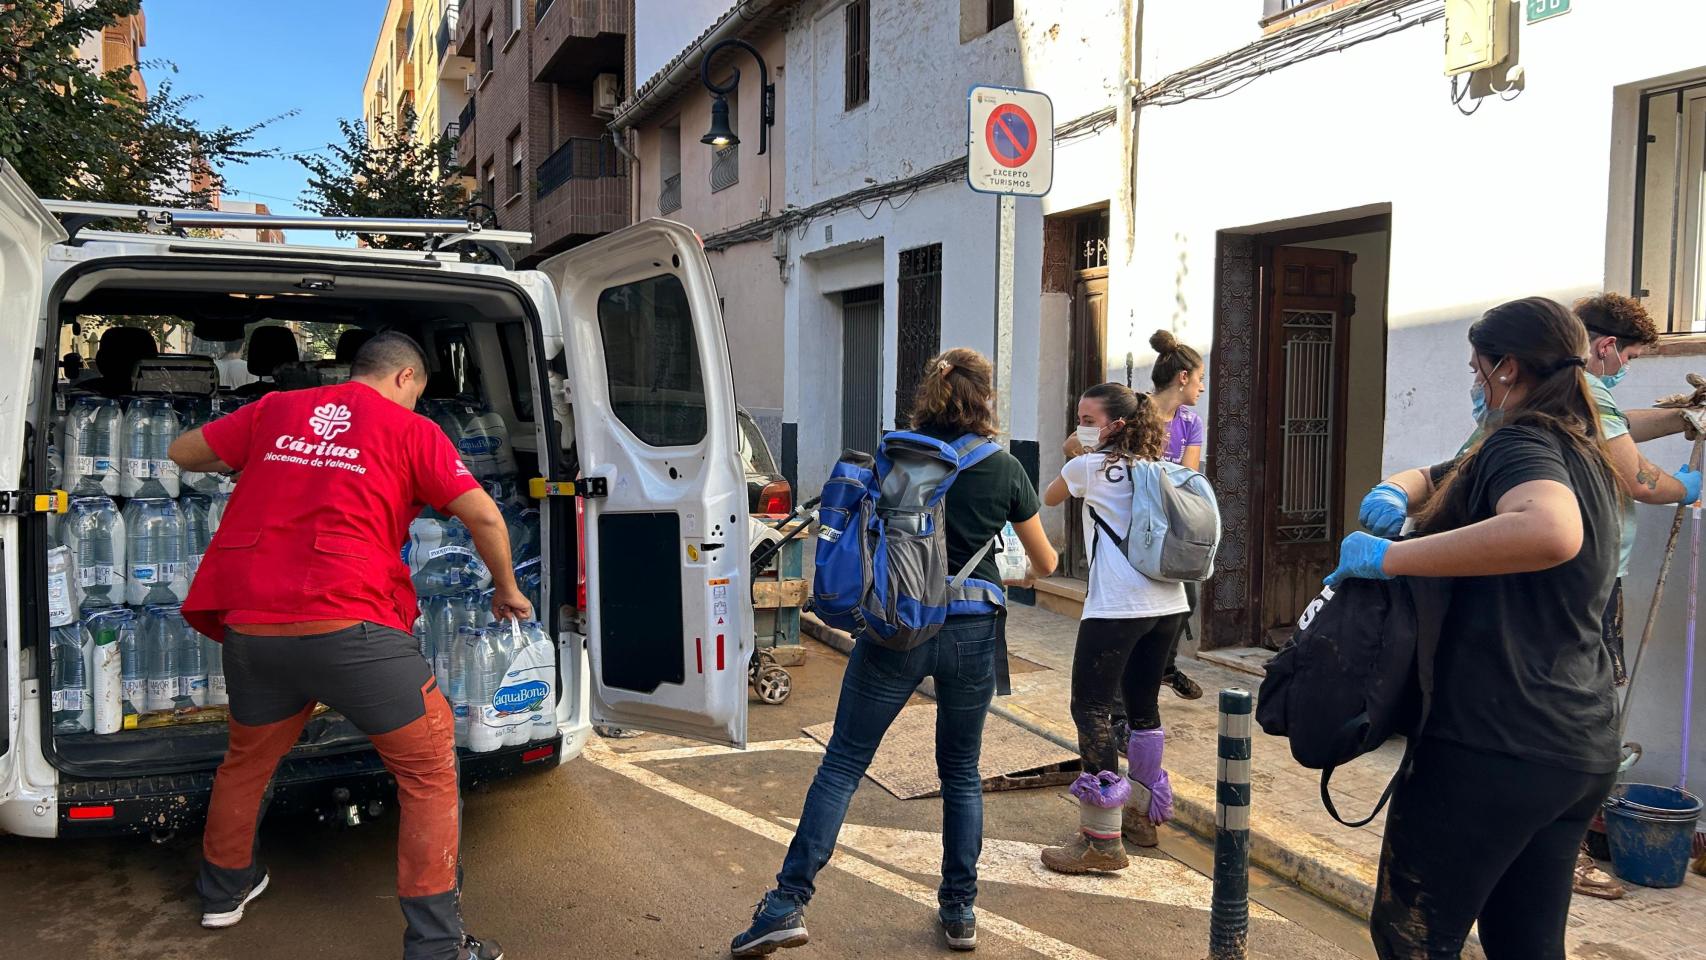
[949,535,1000,589]
[1320,764,1401,829]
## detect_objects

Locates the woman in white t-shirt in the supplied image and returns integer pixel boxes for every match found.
[1038,382,1188,874]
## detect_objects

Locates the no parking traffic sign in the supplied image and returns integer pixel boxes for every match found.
[967,85,1053,196]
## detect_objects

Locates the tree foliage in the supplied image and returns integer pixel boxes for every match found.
[296,109,470,249]
[0,0,277,206]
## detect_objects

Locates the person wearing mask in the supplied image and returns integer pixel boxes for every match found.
[1327,298,1623,958]
[1357,292,1701,900]
[1038,383,1187,872]
[1060,332,1207,701]
[730,348,1057,956]
[169,332,526,960]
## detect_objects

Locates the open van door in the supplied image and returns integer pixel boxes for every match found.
[0,163,69,806]
[537,220,749,748]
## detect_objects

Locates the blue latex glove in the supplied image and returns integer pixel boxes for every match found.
[1357,482,1408,539]
[1677,465,1703,506]
[1324,532,1395,587]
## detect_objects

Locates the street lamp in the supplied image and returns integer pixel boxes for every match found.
[699,38,774,156]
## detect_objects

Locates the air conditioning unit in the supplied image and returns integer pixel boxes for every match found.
[465,73,479,93]
[592,73,621,117]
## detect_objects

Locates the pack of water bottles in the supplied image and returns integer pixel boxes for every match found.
[422,398,525,507]
[49,390,241,735]
[463,618,556,753]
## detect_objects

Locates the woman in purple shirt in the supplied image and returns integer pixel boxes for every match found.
[1149,330,1206,699]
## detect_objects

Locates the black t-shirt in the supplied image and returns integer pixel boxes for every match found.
[1424,424,1620,774]
[917,427,1041,586]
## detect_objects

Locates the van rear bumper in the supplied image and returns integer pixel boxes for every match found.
[55,735,563,839]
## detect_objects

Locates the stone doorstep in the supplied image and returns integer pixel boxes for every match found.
[1032,576,1087,620]
[798,612,1382,920]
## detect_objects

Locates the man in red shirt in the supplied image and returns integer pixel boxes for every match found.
[170,332,528,960]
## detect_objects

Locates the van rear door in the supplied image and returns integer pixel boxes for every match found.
[0,163,69,804]
[537,220,749,748]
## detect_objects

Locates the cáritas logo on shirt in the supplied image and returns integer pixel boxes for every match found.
[264,405,367,473]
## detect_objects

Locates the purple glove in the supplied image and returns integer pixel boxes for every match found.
[1069,770,1131,809]
[1127,727,1174,824]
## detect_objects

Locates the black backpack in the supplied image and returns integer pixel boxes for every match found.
[1255,575,1449,827]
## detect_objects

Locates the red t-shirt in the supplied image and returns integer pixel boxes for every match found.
[182,381,481,640]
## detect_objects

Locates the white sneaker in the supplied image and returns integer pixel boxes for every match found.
[200,871,270,929]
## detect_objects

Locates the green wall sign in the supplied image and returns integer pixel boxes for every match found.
[1527,0,1571,23]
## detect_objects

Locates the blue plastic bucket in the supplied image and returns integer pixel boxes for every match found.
[1603,784,1702,889]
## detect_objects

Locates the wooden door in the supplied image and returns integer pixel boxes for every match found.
[1258,246,1354,644]
[1063,270,1108,578]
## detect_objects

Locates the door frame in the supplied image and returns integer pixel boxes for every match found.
[1204,213,1388,650]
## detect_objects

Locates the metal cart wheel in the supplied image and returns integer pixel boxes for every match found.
[755,665,793,705]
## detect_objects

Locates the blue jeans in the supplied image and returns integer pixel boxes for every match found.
[773,613,999,916]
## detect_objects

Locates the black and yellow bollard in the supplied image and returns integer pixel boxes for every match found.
[1210,687,1252,960]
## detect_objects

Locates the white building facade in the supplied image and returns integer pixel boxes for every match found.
[1124,0,1706,783]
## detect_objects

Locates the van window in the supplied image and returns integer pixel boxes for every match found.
[498,322,535,422]
[596,274,706,447]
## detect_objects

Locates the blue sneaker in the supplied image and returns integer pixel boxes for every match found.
[940,904,977,951]
[730,894,809,957]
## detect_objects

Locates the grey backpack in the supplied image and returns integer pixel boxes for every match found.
[1088,460,1221,582]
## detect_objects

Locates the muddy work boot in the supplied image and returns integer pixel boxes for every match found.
[1163,669,1204,700]
[1041,831,1129,874]
[1573,847,1626,900]
[1122,803,1158,848]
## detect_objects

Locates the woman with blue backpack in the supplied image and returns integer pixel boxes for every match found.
[1327,298,1626,958]
[729,347,1057,957]
[1037,382,1189,873]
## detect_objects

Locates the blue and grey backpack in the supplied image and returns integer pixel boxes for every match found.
[812,432,1009,651]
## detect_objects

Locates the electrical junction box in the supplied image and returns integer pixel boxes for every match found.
[1443,0,1512,76]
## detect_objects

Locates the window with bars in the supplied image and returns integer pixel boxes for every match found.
[845,0,870,111]
[895,244,944,428]
[1261,0,1355,22]
[1633,80,1706,334]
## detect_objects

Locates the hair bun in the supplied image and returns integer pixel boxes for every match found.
[1150,330,1178,354]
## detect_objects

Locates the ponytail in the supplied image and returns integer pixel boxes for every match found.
[1081,382,1165,462]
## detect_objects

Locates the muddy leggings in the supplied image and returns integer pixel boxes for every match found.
[1372,737,1616,959]
[1068,614,1187,773]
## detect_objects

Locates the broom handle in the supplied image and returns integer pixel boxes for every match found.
[1622,433,1706,743]
[1683,502,1699,790]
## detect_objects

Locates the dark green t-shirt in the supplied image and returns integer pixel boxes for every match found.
[917,427,1041,586]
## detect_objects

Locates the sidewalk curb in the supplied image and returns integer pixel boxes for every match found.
[799,613,1378,921]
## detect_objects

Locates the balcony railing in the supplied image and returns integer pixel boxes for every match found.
[458,97,476,133]
[535,0,556,23]
[659,174,681,214]
[710,144,739,193]
[442,120,461,142]
[537,135,627,198]
[436,1,459,60]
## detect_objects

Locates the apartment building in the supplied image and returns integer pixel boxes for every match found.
[74,0,148,100]
[362,0,474,150]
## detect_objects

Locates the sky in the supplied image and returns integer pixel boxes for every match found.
[140,0,389,241]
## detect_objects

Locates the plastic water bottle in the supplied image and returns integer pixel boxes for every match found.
[50,624,93,734]
[411,517,484,596]
[204,634,227,707]
[180,493,213,592]
[177,617,207,707]
[149,399,182,498]
[115,609,145,718]
[46,545,75,628]
[463,624,504,753]
[448,623,472,746]
[120,398,174,498]
[62,497,125,611]
[124,499,184,606]
[461,409,518,482]
[210,491,230,530]
[176,397,222,495]
[142,605,183,712]
[87,608,134,733]
[64,395,121,496]
[504,505,540,566]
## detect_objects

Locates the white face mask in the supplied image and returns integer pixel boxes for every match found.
[1076,425,1103,450]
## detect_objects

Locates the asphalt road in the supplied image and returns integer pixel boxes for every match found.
[0,641,1372,959]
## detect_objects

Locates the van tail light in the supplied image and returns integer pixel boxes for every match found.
[575,500,587,613]
[521,745,556,764]
[68,805,115,820]
[759,480,792,516]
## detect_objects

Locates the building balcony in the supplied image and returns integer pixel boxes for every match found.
[532,0,629,84]
[455,98,477,167]
[658,173,681,215]
[437,0,473,77]
[453,0,476,57]
[532,137,629,254]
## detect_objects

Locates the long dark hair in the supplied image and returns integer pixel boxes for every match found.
[1081,382,1165,462]
[910,347,998,438]
[1418,297,1615,533]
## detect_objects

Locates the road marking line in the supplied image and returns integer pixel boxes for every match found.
[799,821,1279,919]
[583,741,1107,960]
[613,738,825,764]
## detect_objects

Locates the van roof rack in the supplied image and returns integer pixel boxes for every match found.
[39,200,534,268]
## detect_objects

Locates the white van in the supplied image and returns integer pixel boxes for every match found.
[0,162,751,839]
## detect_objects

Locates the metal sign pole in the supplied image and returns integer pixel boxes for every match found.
[993,193,1016,446]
